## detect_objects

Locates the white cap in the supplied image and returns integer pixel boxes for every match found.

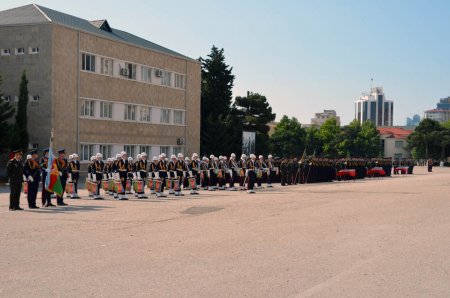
[69,154,73,159]
[259,155,263,159]
[202,156,208,161]
[241,154,247,159]
[153,156,158,161]
[121,151,127,157]
[223,156,228,160]
[250,154,256,159]
[161,153,166,158]
[137,154,142,159]
[210,154,214,159]
[231,153,236,158]
[27,154,32,160]
[128,157,133,161]
[268,155,273,159]
[141,152,147,157]
[96,153,103,159]
[185,157,190,161]
[192,153,198,158]
[107,158,112,162]
[116,154,121,159]
[73,153,79,158]
[90,156,95,161]
[171,154,177,159]
[177,153,184,158]
[214,157,219,161]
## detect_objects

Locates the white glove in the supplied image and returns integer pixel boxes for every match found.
[174,172,178,179]
[137,172,141,180]
[28,176,34,182]
[23,175,27,182]
[59,172,62,176]
[67,174,72,182]
[154,172,160,179]
[92,175,97,182]
[229,169,233,176]
[103,174,107,180]
[189,171,193,178]
[133,173,137,180]
[245,170,248,177]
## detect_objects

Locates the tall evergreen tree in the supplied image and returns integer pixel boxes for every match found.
[0,75,15,152]
[233,92,276,155]
[11,70,29,151]
[199,46,235,154]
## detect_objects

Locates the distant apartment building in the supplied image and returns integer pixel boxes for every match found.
[378,127,412,160]
[311,110,340,127]
[424,96,450,123]
[355,87,393,126]
[0,4,201,161]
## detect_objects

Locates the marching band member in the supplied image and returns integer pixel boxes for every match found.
[149,156,159,195]
[238,154,247,190]
[218,156,226,190]
[66,154,73,198]
[228,153,238,191]
[200,157,210,190]
[246,154,257,194]
[168,155,177,195]
[135,153,148,199]
[117,151,129,200]
[208,155,217,191]
[189,154,200,195]
[184,156,191,189]
[175,153,186,196]
[267,155,275,188]
[127,156,134,195]
[256,155,268,188]
[104,158,114,196]
[92,153,105,200]
[40,148,54,207]
[68,153,80,198]
[56,149,69,206]
[87,156,95,197]
[157,154,168,197]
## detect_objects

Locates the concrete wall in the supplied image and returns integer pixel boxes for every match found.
[382,136,411,159]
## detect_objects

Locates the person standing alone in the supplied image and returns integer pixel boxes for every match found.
[7,150,24,211]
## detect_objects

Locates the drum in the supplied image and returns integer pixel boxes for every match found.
[154,179,163,192]
[239,168,245,177]
[101,180,109,191]
[166,178,172,189]
[23,182,28,194]
[256,169,263,179]
[188,177,197,189]
[173,179,180,191]
[125,180,132,192]
[133,180,144,193]
[217,170,223,179]
[114,181,124,193]
[147,178,154,190]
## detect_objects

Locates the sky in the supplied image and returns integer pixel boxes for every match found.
[2,0,449,126]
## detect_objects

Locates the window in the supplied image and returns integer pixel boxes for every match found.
[100,57,113,75]
[32,143,39,150]
[30,47,39,54]
[160,146,170,155]
[175,74,185,89]
[141,66,152,83]
[1,48,11,56]
[99,145,112,159]
[394,153,402,161]
[124,145,135,158]
[81,144,94,161]
[173,110,184,125]
[140,106,151,122]
[395,141,404,149]
[32,95,40,102]
[82,53,96,72]
[15,48,25,55]
[124,104,136,121]
[100,102,113,118]
[3,95,11,102]
[160,109,171,124]
[161,71,172,86]
[81,99,95,117]
[173,146,183,156]
[124,62,137,80]
[139,146,151,155]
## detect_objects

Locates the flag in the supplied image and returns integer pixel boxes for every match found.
[45,146,63,196]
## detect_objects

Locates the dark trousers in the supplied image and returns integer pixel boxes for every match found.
[229,171,236,188]
[57,177,67,204]
[267,170,274,184]
[9,181,22,209]
[159,171,167,192]
[119,175,127,195]
[247,171,256,190]
[41,175,51,205]
[72,174,79,193]
[280,171,288,185]
[201,171,209,188]
[27,180,39,207]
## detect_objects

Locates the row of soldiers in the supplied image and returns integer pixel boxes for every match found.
[278,157,411,184]
[82,152,279,199]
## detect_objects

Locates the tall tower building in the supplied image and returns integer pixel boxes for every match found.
[355,87,393,127]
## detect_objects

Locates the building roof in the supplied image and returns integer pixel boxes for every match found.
[0,4,196,61]
[425,109,450,113]
[378,127,413,139]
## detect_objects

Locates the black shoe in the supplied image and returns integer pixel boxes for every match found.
[57,203,68,206]
[45,203,56,207]
[9,207,14,211]
[16,207,24,211]
[29,206,40,209]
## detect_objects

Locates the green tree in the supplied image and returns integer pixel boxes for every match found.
[10,70,29,151]
[304,126,322,156]
[357,120,381,158]
[319,118,341,157]
[233,92,276,155]
[270,116,306,157]
[407,118,442,159]
[199,46,235,155]
[0,75,15,152]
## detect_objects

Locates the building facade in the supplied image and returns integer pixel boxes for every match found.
[311,110,340,127]
[0,4,201,162]
[406,114,420,127]
[355,87,393,126]
[378,127,412,160]
[424,96,450,123]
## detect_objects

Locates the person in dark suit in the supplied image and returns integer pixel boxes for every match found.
[7,150,24,211]
[56,149,68,206]
[23,149,41,209]
[40,148,55,207]
[68,153,81,198]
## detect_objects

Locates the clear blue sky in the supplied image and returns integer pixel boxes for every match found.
[2,0,449,125]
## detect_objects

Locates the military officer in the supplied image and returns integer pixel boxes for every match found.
[267,155,275,188]
[56,149,68,206]
[68,153,81,198]
[23,149,41,209]
[40,148,54,207]
[92,153,105,200]
[157,153,168,197]
[246,154,257,194]
[117,151,129,200]
[7,150,24,211]
[135,153,148,198]
[228,153,238,191]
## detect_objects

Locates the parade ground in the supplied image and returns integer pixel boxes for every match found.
[1,166,450,297]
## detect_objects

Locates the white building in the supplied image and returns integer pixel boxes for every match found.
[311,110,340,127]
[355,87,393,126]
[424,109,450,123]
[378,127,412,160]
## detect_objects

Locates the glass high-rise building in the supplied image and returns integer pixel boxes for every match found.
[355,87,393,127]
